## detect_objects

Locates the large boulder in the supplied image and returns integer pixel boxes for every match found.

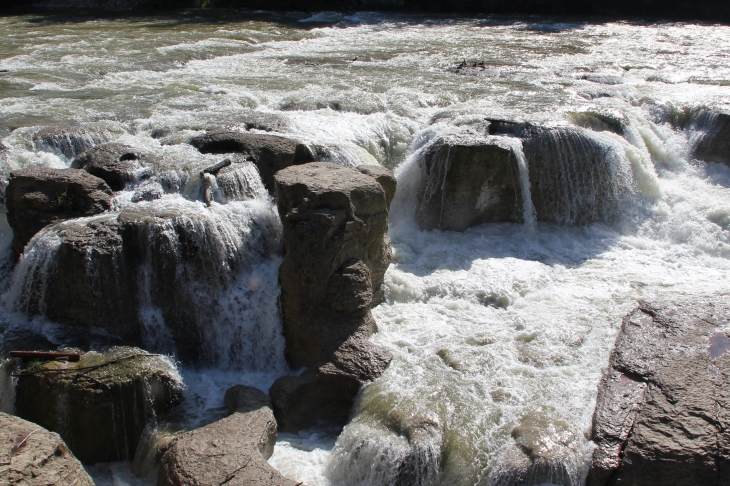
[190,130,315,193]
[416,134,526,231]
[5,167,113,254]
[691,108,730,167]
[158,385,298,486]
[14,347,183,464]
[71,142,151,191]
[31,126,107,160]
[270,337,392,432]
[274,162,394,368]
[588,300,730,486]
[0,412,94,486]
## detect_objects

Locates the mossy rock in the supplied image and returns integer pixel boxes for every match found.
[14,346,183,464]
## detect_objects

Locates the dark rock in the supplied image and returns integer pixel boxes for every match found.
[587,301,730,486]
[71,142,150,191]
[131,180,164,202]
[14,347,183,464]
[31,126,108,160]
[190,130,315,193]
[357,164,397,208]
[270,337,392,432]
[692,108,730,167]
[416,134,525,231]
[158,385,298,486]
[0,412,95,486]
[5,167,112,254]
[274,162,393,368]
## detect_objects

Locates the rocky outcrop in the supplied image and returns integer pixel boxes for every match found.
[588,300,730,486]
[691,108,730,167]
[71,142,151,191]
[5,167,113,254]
[1,412,95,486]
[270,337,392,432]
[158,385,298,486]
[31,126,108,160]
[14,347,183,464]
[190,130,315,193]
[416,134,525,231]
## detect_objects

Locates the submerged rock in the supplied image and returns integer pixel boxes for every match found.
[31,126,108,161]
[588,300,730,486]
[5,167,113,254]
[189,130,315,193]
[158,385,298,486]
[691,108,730,167]
[416,134,526,231]
[0,412,95,486]
[71,142,151,191]
[14,347,182,464]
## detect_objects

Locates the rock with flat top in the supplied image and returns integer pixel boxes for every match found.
[692,108,730,167]
[71,142,151,190]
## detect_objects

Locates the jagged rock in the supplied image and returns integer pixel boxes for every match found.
[189,130,315,193]
[31,126,107,160]
[692,108,730,167]
[587,301,730,486]
[14,347,183,464]
[274,162,393,368]
[416,134,525,231]
[0,412,95,485]
[71,142,151,191]
[131,180,164,202]
[5,167,113,254]
[158,385,298,486]
[239,111,295,133]
[270,337,392,432]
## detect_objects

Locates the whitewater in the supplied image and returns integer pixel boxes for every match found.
[1,9,730,486]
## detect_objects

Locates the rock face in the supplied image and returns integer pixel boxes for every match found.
[158,385,298,486]
[0,412,95,486]
[14,347,183,464]
[588,301,730,486]
[5,167,113,254]
[71,142,150,191]
[32,126,107,161]
[692,109,730,167]
[190,130,315,193]
[416,134,525,231]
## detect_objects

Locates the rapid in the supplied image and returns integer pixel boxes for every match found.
[1,10,730,486]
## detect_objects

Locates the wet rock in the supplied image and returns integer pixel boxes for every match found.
[131,180,164,202]
[190,130,315,193]
[14,347,182,464]
[274,162,393,368]
[0,412,95,486]
[71,142,150,191]
[587,300,730,486]
[5,167,113,254]
[31,126,108,160]
[416,134,525,231]
[239,111,295,133]
[394,416,443,485]
[158,385,298,486]
[691,108,730,167]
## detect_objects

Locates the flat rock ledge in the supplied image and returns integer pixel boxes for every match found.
[588,300,730,486]
[158,385,299,486]
[0,412,94,486]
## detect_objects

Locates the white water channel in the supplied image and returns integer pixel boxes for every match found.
[1,10,730,486]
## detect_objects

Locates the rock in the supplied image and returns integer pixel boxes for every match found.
[158,385,298,486]
[131,180,164,202]
[692,108,730,167]
[274,162,393,368]
[270,337,392,432]
[239,111,295,133]
[14,347,183,464]
[416,134,525,231]
[189,130,315,193]
[5,167,113,254]
[71,142,150,191]
[357,164,397,208]
[0,412,94,486]
[32,126,107,160]
[587,300,730,486]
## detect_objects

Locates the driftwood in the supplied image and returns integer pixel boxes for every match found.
[10,351,81,362]
[200,158,232,177]
[200,158,232,207]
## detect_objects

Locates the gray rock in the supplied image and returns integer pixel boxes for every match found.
[270,337,392,432]
[416,134,525,231]
[71,142,150,191]
[157,385,298,486]
[587,300,730,486]
[239,111,295,133]
[0,412,94,485]
[692,108,730,167]
[190,130,315,193]
[274,162,393,368]
[14,347,183,464]
[31,126,107,160]
[5,167,113,254]
[131,180,164,202]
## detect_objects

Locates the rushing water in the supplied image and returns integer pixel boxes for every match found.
[1,9,730,486]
